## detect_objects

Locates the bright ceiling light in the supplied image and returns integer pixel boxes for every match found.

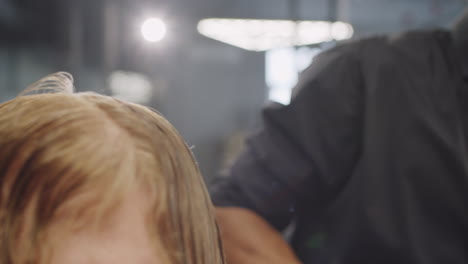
[141,18,166,42]
[197,18,354,51]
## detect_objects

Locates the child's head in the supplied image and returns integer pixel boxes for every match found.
[0,73,224,264]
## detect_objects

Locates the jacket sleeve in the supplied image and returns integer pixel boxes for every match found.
[210,44,364,231]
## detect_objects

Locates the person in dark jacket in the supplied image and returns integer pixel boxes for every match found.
[210,8,468,264]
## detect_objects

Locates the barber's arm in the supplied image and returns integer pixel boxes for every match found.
[211,44,363,264]
[216,207,301,264]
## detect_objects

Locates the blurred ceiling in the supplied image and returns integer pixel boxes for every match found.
[0,0,466,62]
[2,0,466,39]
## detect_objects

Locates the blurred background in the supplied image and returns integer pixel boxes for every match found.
[0,0,466,180]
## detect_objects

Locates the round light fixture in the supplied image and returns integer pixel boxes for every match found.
[141,18,166,42]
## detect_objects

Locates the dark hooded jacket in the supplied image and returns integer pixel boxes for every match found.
[211,13,468,264]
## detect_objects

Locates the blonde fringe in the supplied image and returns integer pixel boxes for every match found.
[19,72,74,96]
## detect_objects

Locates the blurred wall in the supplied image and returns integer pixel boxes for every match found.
[164,42,265,180]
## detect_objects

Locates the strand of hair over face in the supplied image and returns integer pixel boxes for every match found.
[19,72,75,97]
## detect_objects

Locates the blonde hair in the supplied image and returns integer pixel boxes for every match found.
[0,73,225,264]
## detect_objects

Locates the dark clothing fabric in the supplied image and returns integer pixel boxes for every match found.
[210,29,468,264]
